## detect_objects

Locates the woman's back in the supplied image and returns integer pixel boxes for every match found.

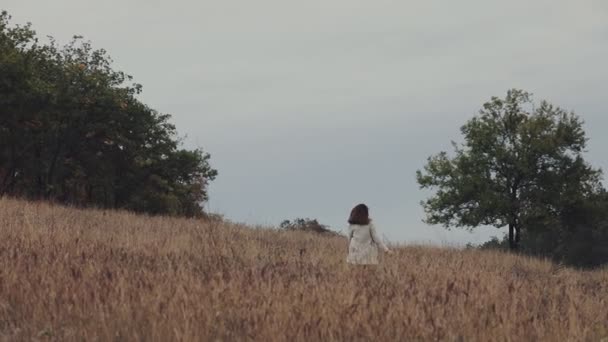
[346,222,390,265]
[349,224,374,245]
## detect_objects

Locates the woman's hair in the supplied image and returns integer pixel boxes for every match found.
[348,203,371,225]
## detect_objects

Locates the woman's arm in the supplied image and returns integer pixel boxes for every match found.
[370,224,390,252]
[346,226,353,253]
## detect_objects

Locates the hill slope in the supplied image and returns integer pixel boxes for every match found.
[0,198,607,341]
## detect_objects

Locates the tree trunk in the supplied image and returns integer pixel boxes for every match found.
[508,180,521,251]
[508,223,515,250]
[35,140,44,199]
[0,166,15,196]
[1,144,17,195]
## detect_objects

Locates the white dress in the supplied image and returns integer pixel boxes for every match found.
[346,223,390,265]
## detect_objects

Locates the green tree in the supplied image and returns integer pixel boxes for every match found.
[477,191,608,268]
[417,89,602,250]
[0,11,51,195]
[552,191,608,267]
[0,11,217,217]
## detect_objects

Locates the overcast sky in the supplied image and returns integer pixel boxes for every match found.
[4,1,608,245]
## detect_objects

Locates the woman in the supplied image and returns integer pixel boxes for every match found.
[346,203,392,265]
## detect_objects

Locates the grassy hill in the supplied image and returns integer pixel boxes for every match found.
[1,198,607,341]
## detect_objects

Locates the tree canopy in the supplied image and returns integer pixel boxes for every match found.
[417,89,603,251]
[0,11,217,217]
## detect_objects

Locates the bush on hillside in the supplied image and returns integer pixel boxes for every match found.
[280,218,339,236]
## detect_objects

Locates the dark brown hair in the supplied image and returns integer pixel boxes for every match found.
[348,203,371,225]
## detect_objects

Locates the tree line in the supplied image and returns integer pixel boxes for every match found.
[0,11,217,217]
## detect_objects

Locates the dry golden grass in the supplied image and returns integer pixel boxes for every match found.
[0,198,607,341]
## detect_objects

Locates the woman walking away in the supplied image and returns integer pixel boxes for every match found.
[346,203,392,265]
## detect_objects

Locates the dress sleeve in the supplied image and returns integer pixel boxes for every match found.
[370,224,390,252]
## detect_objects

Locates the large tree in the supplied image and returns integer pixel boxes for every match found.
[417,89,602,250]
[0,11,217,217]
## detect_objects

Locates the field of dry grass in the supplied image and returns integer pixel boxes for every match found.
[1,197,607,341]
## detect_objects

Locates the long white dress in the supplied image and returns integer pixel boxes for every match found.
[346,223,390,265]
